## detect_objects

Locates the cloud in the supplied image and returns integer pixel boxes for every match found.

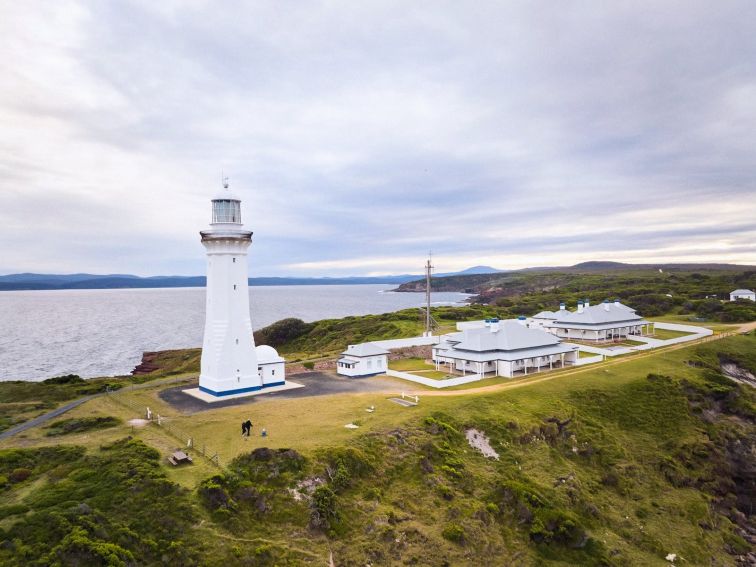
[0,1,754,276]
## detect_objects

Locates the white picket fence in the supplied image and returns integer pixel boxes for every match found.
[385,369,483,389]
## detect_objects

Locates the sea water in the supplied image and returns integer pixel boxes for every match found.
[0,285,468,381]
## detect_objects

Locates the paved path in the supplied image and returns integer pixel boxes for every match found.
[0,395,98,442]
[159,372,405,414]
[0,375,193,443]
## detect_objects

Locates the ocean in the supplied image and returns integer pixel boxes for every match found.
[0,285,469,381]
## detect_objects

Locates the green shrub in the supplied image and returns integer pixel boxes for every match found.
[253,318,314,348]
[198,475,234,513]
[231,447,305,484]
[303,361,315,370]
[0,503,29,519]
[0,439,198,565]
[44,416,121,437]
[436,484,454,500]
[310,485,338,530]
[42,374,84,385]
[442,523,465,544]
[423,416,459,437]
[724,531,750,554]
[320,446,374,480]
[530,509,586,547]
[9,468,32,483]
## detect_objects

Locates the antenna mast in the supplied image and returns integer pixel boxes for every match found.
[424,252,434,336]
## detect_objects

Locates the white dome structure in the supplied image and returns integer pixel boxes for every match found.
[254,344,286,387]
[255,345,284,363]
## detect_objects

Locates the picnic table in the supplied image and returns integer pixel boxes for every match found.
[168,450,193,466]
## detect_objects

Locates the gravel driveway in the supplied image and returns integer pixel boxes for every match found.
[159,371,400,414]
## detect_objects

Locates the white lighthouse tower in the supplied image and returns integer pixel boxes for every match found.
[198,178,284,397]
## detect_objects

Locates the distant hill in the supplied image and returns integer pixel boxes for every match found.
[3,263,751,292]
[394,262,756,303]
[0,267,499,291]
[435,265,503,277]
[0,273,419,291]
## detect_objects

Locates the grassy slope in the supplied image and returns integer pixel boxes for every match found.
[1,334,754,565]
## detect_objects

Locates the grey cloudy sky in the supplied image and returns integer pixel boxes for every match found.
[1,1,755,276]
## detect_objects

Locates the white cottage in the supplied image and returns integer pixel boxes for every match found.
[730,289,755,301]
[337,343,390,377]
[433,320,578,378]
[539,299,652,342]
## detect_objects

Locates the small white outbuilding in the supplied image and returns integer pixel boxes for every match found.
[337,343,389,377]
[730,289,755,302]
[256,345,286,387]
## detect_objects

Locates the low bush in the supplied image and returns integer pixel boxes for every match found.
[44,416,121,437]
[442,523,465,544]
[42,374,84,385]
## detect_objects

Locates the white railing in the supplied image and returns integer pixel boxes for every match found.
[574,355,604,366]
[651,322,713,345]
[385,369,483,389]
[653,322,713,334]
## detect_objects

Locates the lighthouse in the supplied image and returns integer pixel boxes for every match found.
[198,178,285,397]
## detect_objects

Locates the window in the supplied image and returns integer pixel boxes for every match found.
[212,199,242,223]
[272,369,275,375]
[233,284,237,290]
[235,339,239,345]
[232,258,236,263]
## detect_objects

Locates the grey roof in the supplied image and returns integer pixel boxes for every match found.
[450,321,560,353]
[532,310,556,319]
[434,341,576,362]
[340,342,390,357]
[731,289,754,294]
[550,302,643,326]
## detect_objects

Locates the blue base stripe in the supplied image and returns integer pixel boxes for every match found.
[199,381,287,397]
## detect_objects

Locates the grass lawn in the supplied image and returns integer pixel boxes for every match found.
[442,375,508,390]
[578,350,602,358]
[651,327,696,340]
[613,339,646,347]
[414,370,458,380]
[388,357,436,372]
[649,315,739,334]
[6,336,712,470]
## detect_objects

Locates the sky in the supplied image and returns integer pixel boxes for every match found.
[1,1,755,277]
